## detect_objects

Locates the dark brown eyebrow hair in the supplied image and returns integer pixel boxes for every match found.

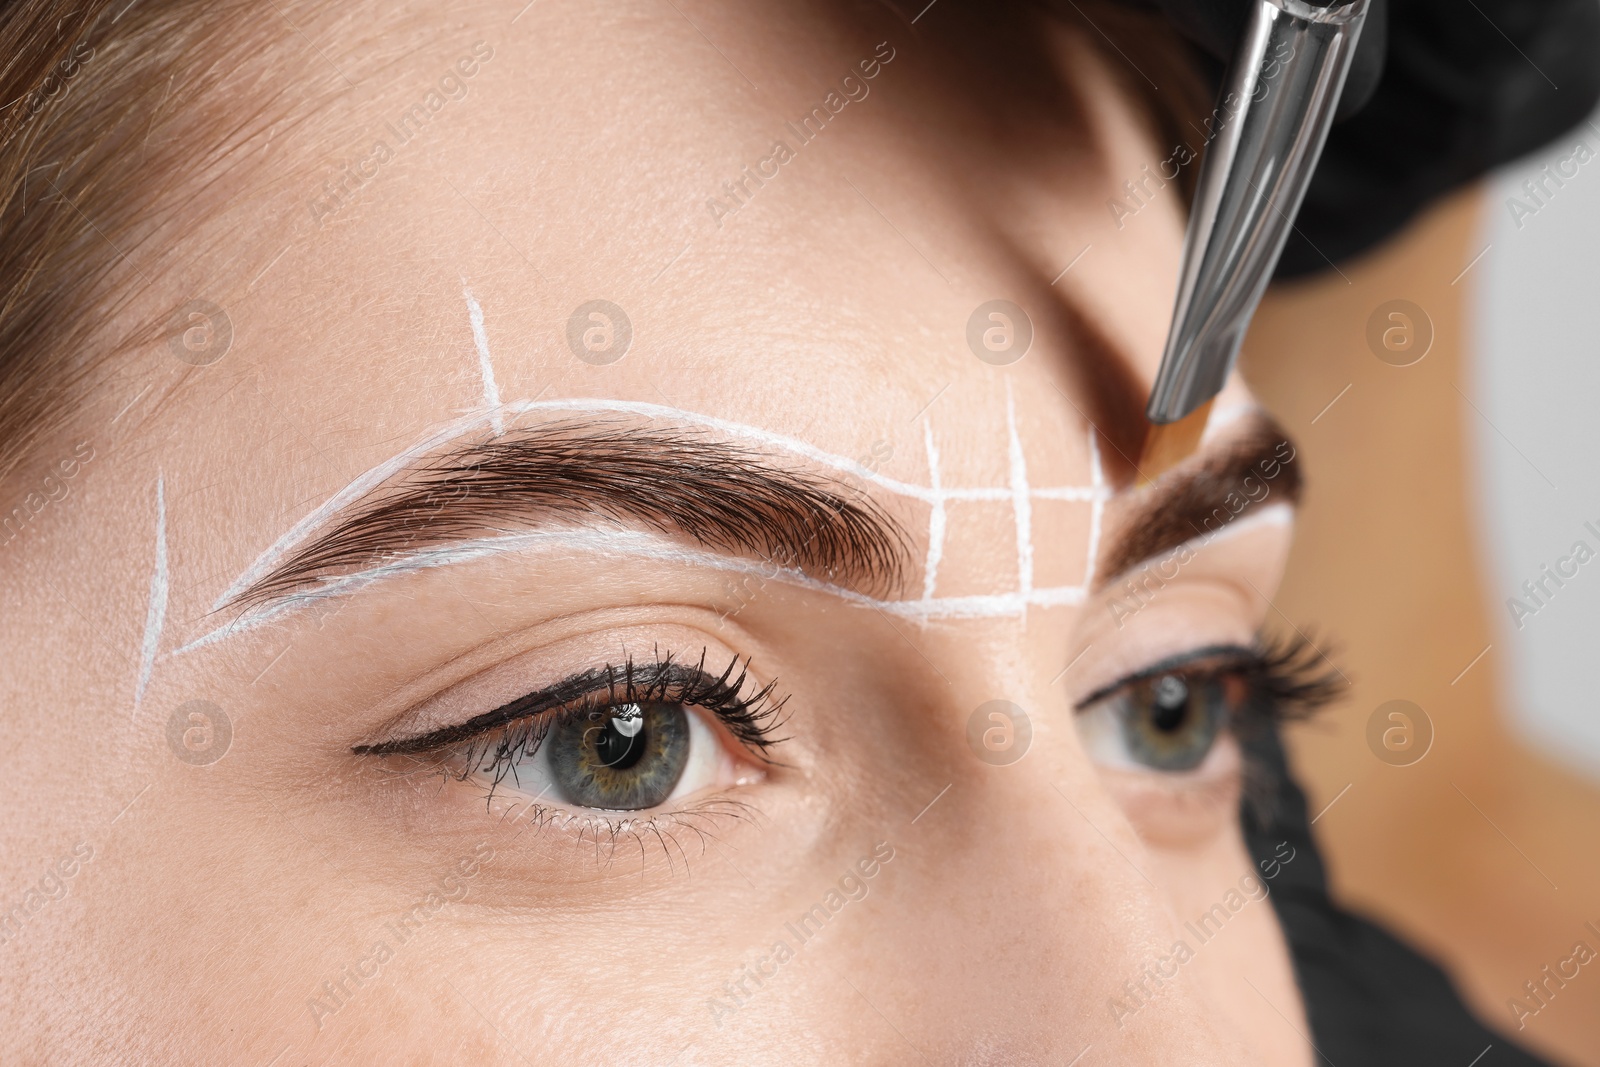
[1095,413,1303,588]
[230,419,912,611]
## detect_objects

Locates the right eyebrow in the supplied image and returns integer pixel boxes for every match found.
[227,419,912,612]
[1094,413,1302,588]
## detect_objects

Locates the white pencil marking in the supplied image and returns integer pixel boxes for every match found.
[1105,503,1294,585]
[210,396,1113,613]
[463,283,503,434]
[1201,401,1259,440]
[177,530,1096,654]
[135,475,167,713]
[1081,427,1105,589]
[1006,383,1033,597]
[1030,485,1104,501]
[170,525,1097,657]
[922,419,945,601]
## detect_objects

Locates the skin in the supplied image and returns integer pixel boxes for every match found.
[1245,186,1600,1067]
[0,2,1315,1063]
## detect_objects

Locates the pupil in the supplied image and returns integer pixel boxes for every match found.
[591,709,647,770]
[1150,675,1189,733]
[546,700,690,810]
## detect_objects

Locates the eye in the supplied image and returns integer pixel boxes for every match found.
[1076,668,1248,772]
[521,700,713,810]
[1073,638,1340,775]
[353,652,786,814]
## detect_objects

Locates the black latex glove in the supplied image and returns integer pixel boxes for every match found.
[1241,723,1560,1065]
[1127,0,1600,276]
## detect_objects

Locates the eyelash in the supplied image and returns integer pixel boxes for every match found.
[1076,631,1344,792]
[354,649,790,798]
[1076,632,1342,718]
[355,633,1336,856]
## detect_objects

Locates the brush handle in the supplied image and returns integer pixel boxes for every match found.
[1146,0,1369,424]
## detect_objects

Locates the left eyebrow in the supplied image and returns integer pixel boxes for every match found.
[1094,413,1302,588]
[226,419,912,612]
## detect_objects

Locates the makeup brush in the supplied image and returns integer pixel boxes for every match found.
[1138,0,1371,488]
[1140,398,1214,486]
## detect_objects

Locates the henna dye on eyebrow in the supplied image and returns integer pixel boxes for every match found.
[232,418,913,612]
[1099,413,1301,585]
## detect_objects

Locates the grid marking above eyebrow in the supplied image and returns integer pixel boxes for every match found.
[1006,383,1034,598]
[170,402,1118,658]
[208,396,1111,614]
[921,419,945,600]
[1082,428,1106,591]
[167,275,1282,656]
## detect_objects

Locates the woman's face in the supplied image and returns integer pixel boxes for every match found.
[2,2,1315,1063]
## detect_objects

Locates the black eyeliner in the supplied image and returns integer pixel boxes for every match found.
[353,649,787,761]
[355,665,650,757]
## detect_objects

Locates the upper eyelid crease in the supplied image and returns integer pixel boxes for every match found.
[353,663,626,757]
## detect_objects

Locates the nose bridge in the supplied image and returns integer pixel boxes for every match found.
[852,620,1261,1064]
[956,772,1261,1060]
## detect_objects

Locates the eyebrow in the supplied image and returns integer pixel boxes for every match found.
[1094,412,1302,588]
[229,419,912,612]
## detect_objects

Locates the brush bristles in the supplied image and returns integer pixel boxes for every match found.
[1137,399,1214,487]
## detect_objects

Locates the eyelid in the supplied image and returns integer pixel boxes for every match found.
[353,652,787,760]
[1073,643,1259,710]
[355,664,644,756]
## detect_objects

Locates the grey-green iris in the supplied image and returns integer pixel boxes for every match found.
[547,702,690,810]
[1115,673,1228,771]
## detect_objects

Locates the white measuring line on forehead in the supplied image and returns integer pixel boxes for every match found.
[210,396,1112,614]
[134,473,168,713]
[462,283,503,435]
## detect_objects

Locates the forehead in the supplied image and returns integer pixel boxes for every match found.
[109,1,1188,610]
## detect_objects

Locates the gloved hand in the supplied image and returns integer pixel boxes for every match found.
[1136,0,1388,119]
[1119,0,1600,276]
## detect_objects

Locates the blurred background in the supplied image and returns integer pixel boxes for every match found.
[1475,98,1600,781]
[1234,91,1600,1066]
